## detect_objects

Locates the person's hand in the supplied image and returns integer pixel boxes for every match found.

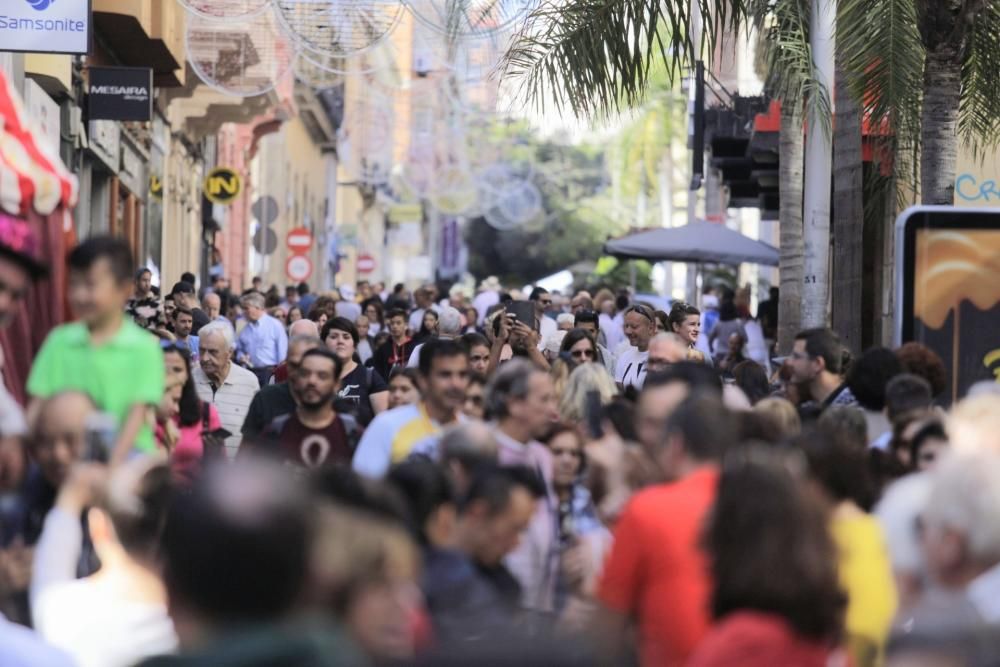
[497,313,513,343]
[56,463,108,513]
[0,539,33,593]
[561,539,587,591]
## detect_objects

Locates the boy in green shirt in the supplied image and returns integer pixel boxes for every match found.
[28,237,164,464]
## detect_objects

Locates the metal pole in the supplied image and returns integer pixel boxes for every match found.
[801,0,836,327]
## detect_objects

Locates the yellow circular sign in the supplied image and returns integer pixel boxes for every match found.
[203,167,242,205]
[149,173,163,201]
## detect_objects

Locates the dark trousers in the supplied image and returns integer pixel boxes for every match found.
[250,366,276,386]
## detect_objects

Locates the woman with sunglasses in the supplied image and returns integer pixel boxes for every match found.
[560,328,603,368]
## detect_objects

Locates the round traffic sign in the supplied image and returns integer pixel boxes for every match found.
[286,255,313,282]
[286,228,313,254]
[357,253,376,273]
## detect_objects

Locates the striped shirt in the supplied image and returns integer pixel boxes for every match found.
[192,364,259,457]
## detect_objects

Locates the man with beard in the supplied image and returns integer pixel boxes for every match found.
[353,338,470,478]
[258,349,360,469]
[241,333,322,442]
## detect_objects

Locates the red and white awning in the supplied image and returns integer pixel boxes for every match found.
[0,69,78,217]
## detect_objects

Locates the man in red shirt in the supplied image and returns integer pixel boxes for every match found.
[597,393,736,667]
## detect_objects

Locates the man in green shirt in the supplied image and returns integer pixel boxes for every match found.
[28,237,164,463]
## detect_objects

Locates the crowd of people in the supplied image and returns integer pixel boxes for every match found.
[1,233,1000,666]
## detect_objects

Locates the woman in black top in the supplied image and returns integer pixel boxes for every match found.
[322,317,388,426]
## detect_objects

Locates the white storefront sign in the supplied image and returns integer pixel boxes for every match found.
[0,0,91,55]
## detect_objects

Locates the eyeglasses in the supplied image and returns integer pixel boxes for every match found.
[571,349,596,359]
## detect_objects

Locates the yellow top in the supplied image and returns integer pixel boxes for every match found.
[831,509,898,667]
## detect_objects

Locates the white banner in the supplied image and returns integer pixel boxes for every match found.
[0,0,91,55]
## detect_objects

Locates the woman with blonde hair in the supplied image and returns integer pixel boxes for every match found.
[559,362,618,426]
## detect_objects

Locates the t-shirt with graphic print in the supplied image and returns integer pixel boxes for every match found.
[615,347,649,390]
[262,412,359,469]
[334,364,387,426]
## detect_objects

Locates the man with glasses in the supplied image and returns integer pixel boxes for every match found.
[789,327,858,411]
[615,305,657,390]
[530,287,558,347]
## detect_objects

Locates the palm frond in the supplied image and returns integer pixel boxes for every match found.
[500,0,746,119]
[752,0,832,136]
[959,1,1000,157]
[838,0,924,149]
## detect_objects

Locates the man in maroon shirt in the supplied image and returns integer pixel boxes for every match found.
[261,349,360,468]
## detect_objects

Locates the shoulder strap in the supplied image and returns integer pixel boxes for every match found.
[201,402,211,429]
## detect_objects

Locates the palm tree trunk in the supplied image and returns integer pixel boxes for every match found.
[777,102,804,354]
[831,58,864,355]
[920,46,963,204]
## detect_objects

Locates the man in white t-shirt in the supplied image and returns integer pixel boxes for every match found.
[529,287,558,347]
[614,304,656,390]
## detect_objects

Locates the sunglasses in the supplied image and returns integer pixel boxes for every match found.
[571,349,596,359]
[626,305,655,322]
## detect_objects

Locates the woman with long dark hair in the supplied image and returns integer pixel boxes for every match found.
[158,344,223,483]
[322,317,388,425]
[560,328,603,369]
[690,446,847,667]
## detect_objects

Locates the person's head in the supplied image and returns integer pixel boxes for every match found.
[68,236,135,326]
[461,332,490,376]
[387,458,456,549]
[573,309,600,338]
[388,367,421,409]
[421,309,440,335]
[556,313,575,332]
[321,317,359,364]
[637,363,722,456]
[286,304,303,325]
[162,344,203,427]
[172,306,194,339]
[202,292,221,320]
[412,287,430,309]
[656,392,734,480]
[181,272,198,287]
[462,372,487,420]
[198,320,236,382]
[948,394,1000,456]
[286,334,323,381]
[791,328,847,385]
[570,295,594,314]
[363,299,383,325]
[560,328,599,367]
[547,425,585,492]
[487,359,559,441]
[909,419,948,472]
[89,457,173,567]
[418,338,470,415]
[622,304,656,351]
[529,287,552,316]
[161,461,312,648]
[456,465,546,567]
[731,360,769,405]
[135,268,153,295]
[164,294,176,320]
[799,425,876,511]
[240,292,266,323]
[920,451,1000,589]
[726,331,746,356]
[293,349,343,411]
[355,315,370,340]
[436,306,462,338]
[439,421,498,494]
[288,317,320,341]
[386,309,408,340]
[847,347,905,412]
[285,284,300,303]
[298,282,310,297]
[30,392,96,488]
[885,373,934,422]
[647,332,688,373]
[251,276,263,290]
[667,302,701,346]
[752,397,801,439]
[896,342,948,399]
[708,446,845,642]
[558,362,618,425]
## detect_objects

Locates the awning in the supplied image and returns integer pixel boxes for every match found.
[603,221,779,266]
[0,70,78,217]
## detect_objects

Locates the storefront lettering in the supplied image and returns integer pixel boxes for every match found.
[956,174,1000,203]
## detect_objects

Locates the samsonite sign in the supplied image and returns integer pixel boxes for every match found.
[88,67,152,121]
[0,0,92,55]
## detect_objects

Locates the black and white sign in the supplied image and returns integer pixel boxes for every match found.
[0,0,92,55]
[88,67,153,121]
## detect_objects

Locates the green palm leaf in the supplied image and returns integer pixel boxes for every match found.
[959,1,1000,156]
